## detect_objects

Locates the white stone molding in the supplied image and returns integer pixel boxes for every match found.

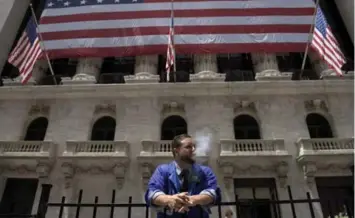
[191,54,225,82]
[113,163,127,189]
[0,80,352,99]
[161,101,185,119]
[125,55,159,83]
[234,100,257,115]
[296,138,354,186]
[63,58,102,84]
[302,162,317,186]
[276,162,289,188]
[252,53,291,80]
[93,103,116,117]
[140,163,154,187]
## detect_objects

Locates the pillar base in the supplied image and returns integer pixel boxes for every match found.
[255,70,292,81]
[190,70,225,82]
[124,72,159,83]
[62,74,97,85]
[2,77,35,86]
[321,70,354,80]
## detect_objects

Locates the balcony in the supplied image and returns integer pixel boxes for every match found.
[60,141,129,177]
[218,139,291,187]
[296,138,354,183]
[0,141,56,176]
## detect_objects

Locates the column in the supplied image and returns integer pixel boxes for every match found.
[63,57,102,84]
[251,52,291,80]
[190,54,224,82]
[124,55,159,83]
[3,60,48,85]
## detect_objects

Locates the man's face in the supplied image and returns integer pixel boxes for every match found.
[175,137,196,164]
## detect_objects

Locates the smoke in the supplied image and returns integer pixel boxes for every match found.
[193,127,214,157]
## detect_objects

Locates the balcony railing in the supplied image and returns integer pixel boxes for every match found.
[220,139,288,155]
[0,141,55,157]
[63,141,129,157]
[297,138,354,156]
[140,140,172,156]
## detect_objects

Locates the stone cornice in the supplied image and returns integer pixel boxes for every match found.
[0,80,352,100]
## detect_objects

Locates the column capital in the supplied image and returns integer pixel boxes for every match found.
[191,54,225,82]
[125,55,159,83]
[252,52,291,80]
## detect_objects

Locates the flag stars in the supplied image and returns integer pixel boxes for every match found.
[64,1,70,6]
[114,0,120,3]
[97,0,104,3]
[80,0,87,4]
[47,2,54,7]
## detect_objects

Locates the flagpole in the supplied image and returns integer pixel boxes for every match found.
[300,0,320,79]
[171,0,177,82]
[29,3,57,85]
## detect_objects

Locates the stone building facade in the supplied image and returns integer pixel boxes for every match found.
[0,0,353,218]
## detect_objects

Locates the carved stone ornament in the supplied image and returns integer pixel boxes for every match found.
[124,72,160,83]
[304,99,328,112]
[162,101,185,115]
[302,162,317,186]
[61,163,75,178]
[113,164,127,189]
[29,104,50,117]
[94,104,116,116]
[190,71,225,82]
[276,162,289,188]
[141,163,154,187]
[234,100,256,114]
[36,163,51,178]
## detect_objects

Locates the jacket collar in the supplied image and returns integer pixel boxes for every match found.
[168,161,202,193]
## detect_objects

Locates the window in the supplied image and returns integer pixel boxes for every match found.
[24,117,48,141]
[0,178,38,215]
[99,57,135,84]
[316,177,354,218]
[306,113,333,138]
[161,116,187,140]
[276,53,318,80]
[91,116,116,141]
[234,178,280,218]
[234,115,261,139]
[217,53,254,81]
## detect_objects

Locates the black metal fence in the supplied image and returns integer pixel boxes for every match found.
[0,184,353,218]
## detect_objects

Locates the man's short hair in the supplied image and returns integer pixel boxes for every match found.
[171,133,191,157]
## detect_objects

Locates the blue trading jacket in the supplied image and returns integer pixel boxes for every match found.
[145,161,221,218]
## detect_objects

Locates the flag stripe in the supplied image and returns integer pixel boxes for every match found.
[40,8,314,24]
[41,25,311,40]
[42,1,315,16]
[40,0,316,58]
[41,43,307,59]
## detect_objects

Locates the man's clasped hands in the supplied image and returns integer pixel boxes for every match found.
[165,192,196,213]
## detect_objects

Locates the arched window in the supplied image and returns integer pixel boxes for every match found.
[24,117,48,141]
[233,115,261,139]
[161,116,187,140]
[306,113,333,138]
[91,116,116,141]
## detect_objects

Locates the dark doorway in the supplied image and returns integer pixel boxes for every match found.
[161,115,187,140]
[91,116,116,141]
[316,176,354,217]
[233,115,261,139]
[24,117,48,141]
[306,113,333,138]
[234,178,280,218]
[0,178,38,215]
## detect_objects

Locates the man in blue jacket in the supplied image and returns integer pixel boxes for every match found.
[145,134,221,218]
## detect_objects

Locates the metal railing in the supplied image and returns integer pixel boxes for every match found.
[0,185,353,218]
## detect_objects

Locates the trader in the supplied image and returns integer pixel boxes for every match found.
[145,134,221,218]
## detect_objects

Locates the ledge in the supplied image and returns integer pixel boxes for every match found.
[0,80,352,100]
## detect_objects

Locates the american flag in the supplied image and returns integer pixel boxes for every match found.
[165,5,175,81]
[310,7,345,76]
[8,16,42,84]
[39,0,316,59]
